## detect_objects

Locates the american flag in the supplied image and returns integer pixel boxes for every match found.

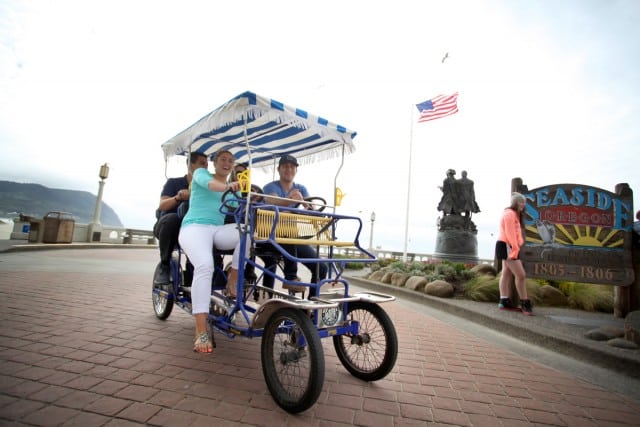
[416,92,459,123]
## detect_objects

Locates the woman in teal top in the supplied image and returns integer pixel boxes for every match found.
[178,149,242,353]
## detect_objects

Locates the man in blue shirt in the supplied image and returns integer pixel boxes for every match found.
[263,155,327,285]
[153,152,210,286]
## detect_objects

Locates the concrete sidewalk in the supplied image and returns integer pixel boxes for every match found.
[1,246,639,426]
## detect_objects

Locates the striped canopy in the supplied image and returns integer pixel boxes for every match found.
[161,91,357,168]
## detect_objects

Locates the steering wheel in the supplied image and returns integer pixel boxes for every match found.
[300,196,327,212]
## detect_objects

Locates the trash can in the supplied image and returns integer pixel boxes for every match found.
[42,211,75,243]
[28,219,44,243]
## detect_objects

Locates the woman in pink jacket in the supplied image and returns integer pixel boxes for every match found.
[495,192,533,315]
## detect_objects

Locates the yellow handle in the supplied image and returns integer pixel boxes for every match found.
[237,169,251,193]
[335,187,345,206]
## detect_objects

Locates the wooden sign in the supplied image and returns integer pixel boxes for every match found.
[517,182,635,286]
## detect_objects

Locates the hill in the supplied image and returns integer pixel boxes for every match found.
[0,180,123,227]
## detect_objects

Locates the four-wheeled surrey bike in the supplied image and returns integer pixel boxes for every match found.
[151,91,398,413]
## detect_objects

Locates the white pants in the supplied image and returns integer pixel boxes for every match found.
[178,223,244,314]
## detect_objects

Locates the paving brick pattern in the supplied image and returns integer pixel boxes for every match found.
[1,249,640,426]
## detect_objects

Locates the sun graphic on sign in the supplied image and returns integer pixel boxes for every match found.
[525,222,625,248]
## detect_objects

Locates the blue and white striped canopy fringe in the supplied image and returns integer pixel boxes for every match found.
[161,91,358,168]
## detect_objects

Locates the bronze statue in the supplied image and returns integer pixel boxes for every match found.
[437,169,458,215]
[456,170,480,227]
[437,169,480,232]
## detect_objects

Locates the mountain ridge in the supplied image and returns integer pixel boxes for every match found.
[0,180,123,227]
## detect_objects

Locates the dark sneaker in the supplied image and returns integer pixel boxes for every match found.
[154,263,170,286]
[498,298,521,312]
[520,299,534,316]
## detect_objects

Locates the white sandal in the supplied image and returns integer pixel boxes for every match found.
[193,331,213,353]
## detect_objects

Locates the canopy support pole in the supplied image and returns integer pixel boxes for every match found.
[333,145,345,214]
[403,104,414,263]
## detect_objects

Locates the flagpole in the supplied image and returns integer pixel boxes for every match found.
[403,104,414,262]
[407,91,458,263]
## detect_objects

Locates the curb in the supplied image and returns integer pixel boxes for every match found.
[344,275,640,379]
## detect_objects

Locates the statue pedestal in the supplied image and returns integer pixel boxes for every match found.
[435,215,478,263]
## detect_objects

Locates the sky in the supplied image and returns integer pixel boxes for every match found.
[1,0,638,259]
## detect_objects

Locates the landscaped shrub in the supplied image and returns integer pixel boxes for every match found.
[369,258,396,272]
[559,282,614,312]
[366,259,614,312]
[332,254,368,270]
[463,275,500,302]
[369,259,476,286]
[435,263,458,282]
[388,261,408,273]
[344,261,366,270]
[409,268,426,277]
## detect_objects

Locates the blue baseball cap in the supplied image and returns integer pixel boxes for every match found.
[279,154,299,166]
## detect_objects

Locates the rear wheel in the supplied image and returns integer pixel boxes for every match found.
[333,301,397,381]
[152,262,174,320]
[261,308,324,413]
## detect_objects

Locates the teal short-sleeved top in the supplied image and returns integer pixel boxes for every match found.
[181,168,225,227]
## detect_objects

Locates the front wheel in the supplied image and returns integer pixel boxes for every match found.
[333,301,398,381]
[261,308,324,414]
[152,262,174,320]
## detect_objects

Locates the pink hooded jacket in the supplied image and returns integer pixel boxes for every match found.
[498,208,524,259]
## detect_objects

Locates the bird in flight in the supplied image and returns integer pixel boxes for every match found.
[442,52,449,63]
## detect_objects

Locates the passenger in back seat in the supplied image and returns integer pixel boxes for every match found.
[153,152,208,286]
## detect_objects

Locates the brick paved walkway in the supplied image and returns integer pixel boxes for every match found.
[1,249,639,426]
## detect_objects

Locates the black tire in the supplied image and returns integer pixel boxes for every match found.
[261,308,324,413]
[152,262,174,320]
[332,301,397,381]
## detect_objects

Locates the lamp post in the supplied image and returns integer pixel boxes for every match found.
[369,211,376,251]
[87,163,109,242]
